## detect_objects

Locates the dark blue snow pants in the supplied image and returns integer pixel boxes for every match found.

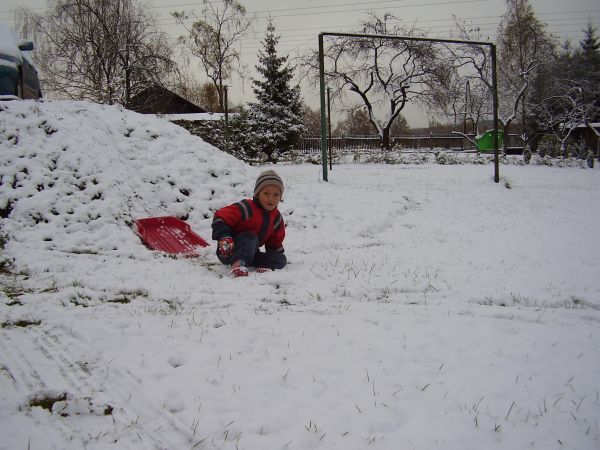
[218,232,287,270]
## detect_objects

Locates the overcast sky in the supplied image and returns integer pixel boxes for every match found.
[1,0,599,124]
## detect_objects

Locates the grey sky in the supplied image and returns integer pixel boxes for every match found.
[1,0,599,124]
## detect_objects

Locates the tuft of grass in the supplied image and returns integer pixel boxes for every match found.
[104,288,148,305]
[0,259,11,275]
[70,292,92,307]
[306,291,322,301]
[107,296,131,304]
[68,249,100,255]
[39,282,59,294]
[29,392,67,412]
[5,299,22,306]
[499,176,513,189]
[1,319,41,328]
[2,284,31,299]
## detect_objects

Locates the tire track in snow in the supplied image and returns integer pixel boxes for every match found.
[31,328,194,449]
[0,331,75,440]
[1,326,194,449]
[0,333,50,392]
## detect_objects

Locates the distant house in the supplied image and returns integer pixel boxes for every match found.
[127,85,207,115]
[572,122,600,153]
[555,122,600,157]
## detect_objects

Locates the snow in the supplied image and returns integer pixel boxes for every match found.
[0,22,21,59]
[1,99,599,450]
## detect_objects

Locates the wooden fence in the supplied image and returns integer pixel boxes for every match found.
[296,134,524,153]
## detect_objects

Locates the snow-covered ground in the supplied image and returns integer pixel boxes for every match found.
[1,100,599,450]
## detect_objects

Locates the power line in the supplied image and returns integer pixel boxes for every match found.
[153,0,463,14]
[236,15,597,40]
[2,0,596,46]
[156,0,494,25]
[203,16,597,49]
[2,0,597,35]
[0,0,480,16]
[155,6,599,46]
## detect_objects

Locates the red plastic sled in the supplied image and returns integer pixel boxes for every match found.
[134,216,209,257]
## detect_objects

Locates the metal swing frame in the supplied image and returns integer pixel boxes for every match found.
[318,32,500,183]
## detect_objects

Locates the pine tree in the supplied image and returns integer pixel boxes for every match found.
[580,21,600,65]
[248,19,304,163]
[577,21,600,120]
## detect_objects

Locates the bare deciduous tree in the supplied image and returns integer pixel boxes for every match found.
[198,82,220,112]
[301,105,322,137]
[334,108,378,136]
[300,13,450,150]
[535,81,598,155]
[435,2,554,152]
[171,71,221,112]
[173,0,250,112]
[430,18,495,147]
[21,0,176,105]
[497,0,555,146]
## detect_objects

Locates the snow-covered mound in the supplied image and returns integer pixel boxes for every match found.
[0,100,251,271]
[1,100,600,450]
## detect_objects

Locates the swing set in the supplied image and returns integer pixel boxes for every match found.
[317,32,501,182]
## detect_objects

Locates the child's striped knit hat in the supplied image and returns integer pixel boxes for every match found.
[254,170,284,198]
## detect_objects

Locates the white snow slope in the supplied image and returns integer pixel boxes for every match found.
[1,100,599,450]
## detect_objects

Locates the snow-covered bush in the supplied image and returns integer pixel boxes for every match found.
[434,151,462,165]
[523,144,532,164]
[538,134,561,158]
[174,113,259,163]
[587,149,595,168]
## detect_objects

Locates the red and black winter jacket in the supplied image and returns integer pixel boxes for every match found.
[212,198,285,253]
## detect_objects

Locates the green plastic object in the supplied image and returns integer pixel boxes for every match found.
[475,130,504,153]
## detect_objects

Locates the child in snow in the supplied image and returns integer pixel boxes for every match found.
[212,169,287,277]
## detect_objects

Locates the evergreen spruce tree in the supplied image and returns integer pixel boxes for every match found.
[248,19,304,163]
[577,22,600,120]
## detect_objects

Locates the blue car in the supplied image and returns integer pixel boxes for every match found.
[0,22,42,100]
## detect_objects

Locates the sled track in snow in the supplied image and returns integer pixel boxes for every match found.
[96,137,150,221]
[0,327,194,449]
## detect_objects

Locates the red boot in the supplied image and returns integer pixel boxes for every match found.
[229,260,248,277]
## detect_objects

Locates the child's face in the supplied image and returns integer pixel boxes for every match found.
[257,185,281,211]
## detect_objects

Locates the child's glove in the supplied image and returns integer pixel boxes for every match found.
[217,237,234,258]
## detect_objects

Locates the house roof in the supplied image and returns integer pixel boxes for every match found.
[560,122,600,129]
[128,85,207,114]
